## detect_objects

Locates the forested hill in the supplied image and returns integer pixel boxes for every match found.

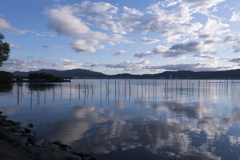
[12,69,106,78]
[12,69,240,79]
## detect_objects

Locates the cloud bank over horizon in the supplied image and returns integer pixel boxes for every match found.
[0,0,240,74]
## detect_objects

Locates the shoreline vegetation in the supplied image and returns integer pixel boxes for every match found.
[11,68,240,79]
[0,111,97,160]
[0,71,70,83]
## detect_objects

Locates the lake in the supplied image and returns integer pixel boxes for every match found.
[1,79,240,160]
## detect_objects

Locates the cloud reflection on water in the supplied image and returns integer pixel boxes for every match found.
[45,100,238,159]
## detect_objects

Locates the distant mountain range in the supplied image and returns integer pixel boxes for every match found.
[12,68,240,79]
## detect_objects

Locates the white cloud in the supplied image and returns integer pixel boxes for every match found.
[70,40,96,53]
[45,5,132,53]
[83,62,101,70]
[224,34,236,44]
[153,45,169,54]
[0,15,20,33]
[135,37,159,44]
[105,60,150,70]
[9,43,22,49]
[52,58,83,70]
[229,11,240,22]
[143,61,233,72]
[233,40,240,53]
[134,51,152,58]
[0,57,37,72]
[198,19,229,40]
[161,41,217,58]
[229,57,240,63]
[33,58,51,65]
[42,44,62,48]
[113,50,128,56]
[193,53,218,60]
[36,33,46,36]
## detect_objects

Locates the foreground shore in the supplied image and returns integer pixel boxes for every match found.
[0,111,97,160]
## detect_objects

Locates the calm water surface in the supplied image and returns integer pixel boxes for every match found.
[1,79,240,160]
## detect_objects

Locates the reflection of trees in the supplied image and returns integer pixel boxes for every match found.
[0,83,13,92]
[27,83,61,91]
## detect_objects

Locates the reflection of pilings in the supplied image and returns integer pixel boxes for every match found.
[70,82,71,103]
[87,84,89,99]
[79,83,81,100]
[44,89,46,105]
[84,79,86,92]
[125,79,126,102]
[129,80,131,101]
[108,77,110,94]
[118,81,120,101]
[60,84,62,100]
[137,81,138,100]
[17,83,19,105]
[30,88,33,108]
[118,81,120,94]
[91,83,93,100]
[100,79,102,106]
[53,84,55,102]
[105,81,109,94]
[129,80,131,93]
[115,80,116,101]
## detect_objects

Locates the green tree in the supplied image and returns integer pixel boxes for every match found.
[0,33,10,67]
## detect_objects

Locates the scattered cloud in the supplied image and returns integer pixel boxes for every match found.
[113,50,128,56]
[135,37,159,44]
[229,11,240,22]
[161,41,216,58]
[229,57,240,63]
[36,33,46,36]
[33,58,51,65]
[224,34,237,44]
[134,51,152,58]
[198,19,229,40]
[105,60,150,71]
[233,40,240,53]
[0,15,20,33]
[153,45,169,54]
[143,62,233,72]
[193,53,218,60]
[42,44,62,48]
[9,43,22,49]
[0,57,37,72]
[83,62,101,70]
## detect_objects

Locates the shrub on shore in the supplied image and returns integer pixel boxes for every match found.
[0,71,13,82]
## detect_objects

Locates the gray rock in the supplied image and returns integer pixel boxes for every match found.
[5,120,14,124]
[28,123,33,128]
[35,139,45,147]
[14,127,26,133]
[53,140,71,152]
[4,126,20,131]
[1,121,13,126]
[0,139,31,160]
[12,121,21,126]
[25,128,31,133]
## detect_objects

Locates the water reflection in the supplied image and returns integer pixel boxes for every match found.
[0,83,13,92]
[1,80,240,160]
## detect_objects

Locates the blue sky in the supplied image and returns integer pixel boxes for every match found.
[0,0,240,74]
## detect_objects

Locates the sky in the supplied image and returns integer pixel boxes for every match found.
[0,0,240,75]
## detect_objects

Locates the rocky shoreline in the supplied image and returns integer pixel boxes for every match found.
[0,111,97,160]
